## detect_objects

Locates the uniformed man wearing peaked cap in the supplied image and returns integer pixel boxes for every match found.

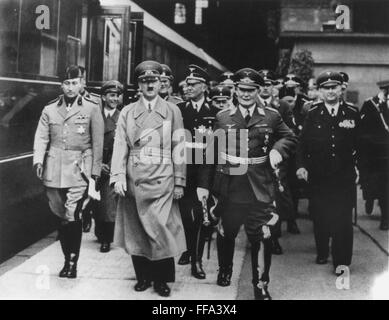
[110,60,186,297]
[219,71,235,89]
[296,70,360,272]
[92,80,123,253]
[159,64,183,105]
[256,69,300,254]
[177,64,218,280]
[209,85,232,110]
[358,79,389,230]
[33,65,104,278]
[198,67,297,299]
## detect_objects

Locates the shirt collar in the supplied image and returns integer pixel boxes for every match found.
[142,96,158,111]
[258,95,272,106]
[104,108,116,118]
[191,96,205,111]
[324,102,340,116]
[239,104,256,117]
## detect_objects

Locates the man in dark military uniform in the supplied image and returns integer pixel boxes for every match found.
[296,71,360,272]
[198,68,297,300]
[33,65,104,278]
[209,85,232,110]
[94,80,123,253]
[358,80,389,230]
[177,65,219,279]
[159,64,183,105]
[257,70,300,255]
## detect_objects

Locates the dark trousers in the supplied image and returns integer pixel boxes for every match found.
[131,255,175,283]
[217,201,273,283]
[95,221,115,243]
[179,190,207,262]
[309,184,354,267]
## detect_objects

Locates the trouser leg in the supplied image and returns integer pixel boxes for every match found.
[179,196,195,257]
[132,256,175,283]
[310,194,330,259]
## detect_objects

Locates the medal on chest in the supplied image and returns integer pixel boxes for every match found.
[77,126,86,134]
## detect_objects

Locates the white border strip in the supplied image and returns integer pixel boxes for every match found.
[0,153,33,164]
[0,77,61,86]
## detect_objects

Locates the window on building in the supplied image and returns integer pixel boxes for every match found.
[353,1,389,33]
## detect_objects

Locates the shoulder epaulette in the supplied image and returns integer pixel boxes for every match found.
[217,108,230,116]
[89,92,100,97]
[345,102,358,112]
[308,105,319,112]
[265,106,279,114]
[84,96,98,104]
[47,95,61,105]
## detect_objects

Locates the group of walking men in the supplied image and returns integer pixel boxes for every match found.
[33,60,388,299]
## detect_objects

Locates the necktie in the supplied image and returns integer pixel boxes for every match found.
[106,113,111,119]
[331,108,335,117]
[148,103,152,113]
[245,109,251,124]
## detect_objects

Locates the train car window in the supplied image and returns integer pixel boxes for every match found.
[0,0,19,75]
[18,0,59,76]
[127,29,133,85]
[89,16,122,82]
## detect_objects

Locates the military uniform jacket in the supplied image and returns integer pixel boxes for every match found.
[102,109,120,168]
[33,95,104,188]
[296,100,359,187]
[292,93,310,134]
[110,96,186,260]
[178,98,219,191]
[198,104,297,203]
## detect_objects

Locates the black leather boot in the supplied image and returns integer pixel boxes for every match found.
[65,221,82,279]
[58,223,70,278]
[191,225,206,279]
[217,265,232,287]
[251,241,272,300]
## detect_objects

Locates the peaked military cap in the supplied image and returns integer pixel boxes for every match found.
[284,74,303,87]
[339,72,349,85]
[219,71,235,86]
[377,79,389,89]
[61,65,84,82]
[101,80,123,95]
[209,85,231,100]
[185,64,209,83]
[134,60,163,82]
[317,71,343,87]
[161,64,174,80]
[234,68,264,87]
[258,69,276,84]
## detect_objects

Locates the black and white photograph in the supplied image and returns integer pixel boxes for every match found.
[0,0,388,303]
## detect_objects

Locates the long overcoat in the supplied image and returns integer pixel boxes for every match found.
[110,96,186,260]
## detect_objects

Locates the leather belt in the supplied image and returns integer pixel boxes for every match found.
[130,147,171,159]
[50,144,91,152]
[221,152,268,165]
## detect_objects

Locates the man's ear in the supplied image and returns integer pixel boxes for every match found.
[101,95,107,102]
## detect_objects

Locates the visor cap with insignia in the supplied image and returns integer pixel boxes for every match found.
[185,64,210,84]
[317,71,343,88]
[134,60,163,82]
[61,65,84,82]
[340,72,349,85]
[161,64,174,81]
[377,79,389,90]
[234,68,264,88]
[209,85,231,100]
[258,69,276,85]
[284,74,303,87]
[101,80,124,95]
[219,71,235,86]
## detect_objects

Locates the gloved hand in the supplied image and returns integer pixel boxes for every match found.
[34,163,43,180]
[269,149,282,169]
[196,187,209,202]
[296,167,308,181]
[91,175,101,191]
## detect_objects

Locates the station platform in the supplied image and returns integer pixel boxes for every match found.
[0,188,388,300]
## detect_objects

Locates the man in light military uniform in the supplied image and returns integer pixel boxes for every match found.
[94,80,123,253]
[33,65,104,278]
[110,60,186,297]
[198,68,297,300]
[296,71,359,272]
[159,64,183,105]
[177,65,219,279]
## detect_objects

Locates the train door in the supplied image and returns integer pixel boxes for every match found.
[86,3,143,102]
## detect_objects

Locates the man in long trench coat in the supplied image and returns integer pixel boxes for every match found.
[110,61,186,297]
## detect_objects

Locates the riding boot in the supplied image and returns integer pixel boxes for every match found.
[216,233,234,286]
[58,223,70,278]
[67,221,82,278]
[191,225,206,279]
[251,241,271,300]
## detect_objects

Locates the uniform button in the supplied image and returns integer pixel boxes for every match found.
[332,153,335,157]
[332,135,335,138]
[157,180,161,184]
[332,144,335,147]
[247,148,249,151]
[65,124,68,127]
